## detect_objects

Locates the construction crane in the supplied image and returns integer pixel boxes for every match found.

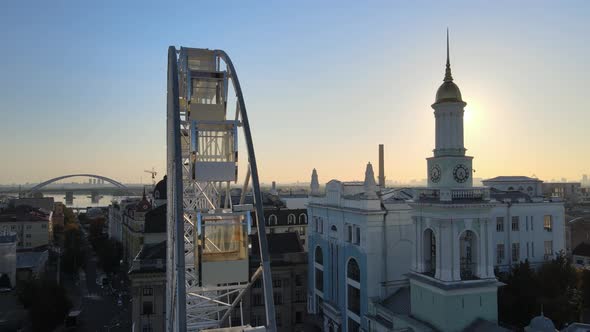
[144,167,158,185]
[166,47,276,332]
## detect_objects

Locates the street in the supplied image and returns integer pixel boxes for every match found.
[66,227,131,331]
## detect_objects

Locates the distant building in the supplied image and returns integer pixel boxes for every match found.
[542,182,581,202]
[122,192,152,263]
[243,233,308,332]
[9,197,54,213]
[483,176,543,196]
[108,197,141,243]
[0,205,51,250]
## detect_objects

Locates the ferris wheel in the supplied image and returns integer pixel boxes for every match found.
[166,47,276,332]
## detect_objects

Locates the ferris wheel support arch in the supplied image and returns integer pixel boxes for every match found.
[166,46,276,332]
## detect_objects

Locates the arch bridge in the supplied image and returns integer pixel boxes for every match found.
[26,174,134,195]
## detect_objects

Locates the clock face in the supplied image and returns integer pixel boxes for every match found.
[430,164,441,183]
[453,164,470,183]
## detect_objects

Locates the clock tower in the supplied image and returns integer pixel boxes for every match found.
[408,31,501,332]
[427,30,473,189]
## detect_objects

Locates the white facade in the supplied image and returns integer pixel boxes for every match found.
[307,166,414,331]
[490,200,565,270]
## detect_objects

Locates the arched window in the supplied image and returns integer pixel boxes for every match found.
[460,230,478,280]
[507,187,514,191]
[527,186,533,193]
[518,186,524,192]
[331,225,337,232]
[423,229,436,276]
[347,258,360,282]
[299,213,307,224]
[268,214,278,226]
[288,214,296,224]
[347,258,361,316]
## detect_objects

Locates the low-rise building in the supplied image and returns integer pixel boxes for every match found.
[244,233,308,332]
[0,205,51,250]
[129,241,166,332]
[129,202,167,332]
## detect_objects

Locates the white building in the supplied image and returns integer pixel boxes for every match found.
[306,33,565,332]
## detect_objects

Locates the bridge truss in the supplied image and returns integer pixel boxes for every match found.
[166,47,276,332]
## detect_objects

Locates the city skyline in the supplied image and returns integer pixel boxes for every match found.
[1,1,590,184]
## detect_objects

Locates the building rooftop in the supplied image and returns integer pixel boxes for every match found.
[0,205,49,223]
[250,232,303,255]
[483,176,541,183]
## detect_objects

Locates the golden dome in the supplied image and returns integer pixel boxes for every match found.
[435,80,462,104]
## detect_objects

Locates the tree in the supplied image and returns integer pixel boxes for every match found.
[63,207,76,225]
[537,253,581,327]
[498,260,539,328]
[89,217,106,239]
[17,278,72,332]
[97,239,123,273]
[62,223,85,273]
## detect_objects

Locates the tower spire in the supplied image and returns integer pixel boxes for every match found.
[444,28,453,82]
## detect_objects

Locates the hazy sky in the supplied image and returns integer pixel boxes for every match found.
[1,1,589,185]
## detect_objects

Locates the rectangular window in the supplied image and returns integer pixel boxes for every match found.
[273,279,282,288]
[25,234,31,238]
[531,216,534,231]
[142,301,153,315]
[544,241,553,258]
[496,217,504,232]
[295,311,303,323]
[274,292,283,305]
[295,274,303,286]
[142,287,153,296]
[532,242,535,257]
[347,225,353,242]
[512,243,520,262]
[355,227,361,245]
[511,216,520,231]
[348,318,361,332]
[544,215,553,231]
[496,244,505,264]
[26,225,32,230]
[276,311,282,327]
[42,224,47,229]
[315,269,323,292]
[526,216,529,231]
[527,242,529,258]
[347,285,360,315]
